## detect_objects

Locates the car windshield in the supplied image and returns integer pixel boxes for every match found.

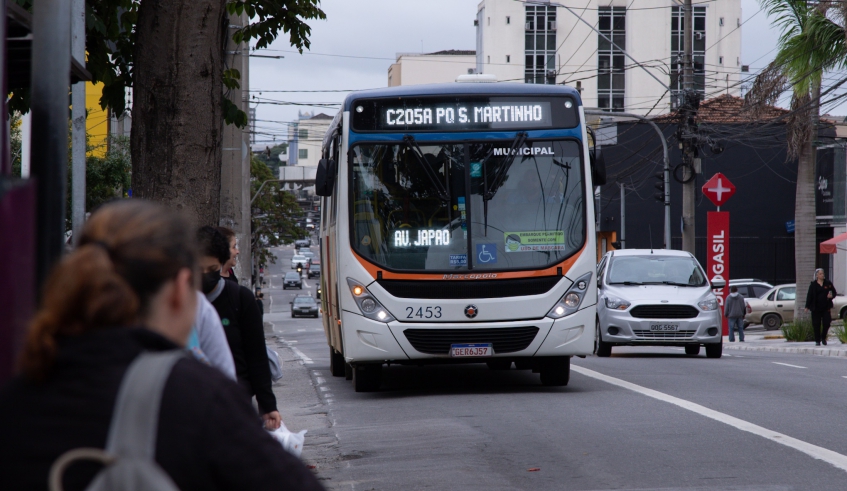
[350,139,584,272]
[292,255,306,261]
[285,273,300,279]
[302,252,315,257]
[607,255,707,286]
[294,297,314,304]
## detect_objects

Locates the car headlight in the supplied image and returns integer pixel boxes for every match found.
[698,298,718,311]
[347,278,396,322]
[604,295,631,310]
[547,272,593,319]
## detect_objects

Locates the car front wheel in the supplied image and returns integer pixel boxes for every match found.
[705,342,723,358]
[596,321,612,357]
[762,314,782,331]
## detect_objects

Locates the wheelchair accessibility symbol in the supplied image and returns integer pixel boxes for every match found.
[476,244,497,264]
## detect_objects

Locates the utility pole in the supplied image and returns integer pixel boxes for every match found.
[680,0,697,254]
[71,0,85,243]
[619,183,626,249]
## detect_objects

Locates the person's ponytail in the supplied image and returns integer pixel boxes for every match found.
[18,200,197,381]
[20,244,140,381]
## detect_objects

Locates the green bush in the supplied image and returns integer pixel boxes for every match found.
[832,324,847,344]
[781,317,815,342]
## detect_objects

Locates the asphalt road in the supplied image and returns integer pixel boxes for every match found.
[263,244,847,491]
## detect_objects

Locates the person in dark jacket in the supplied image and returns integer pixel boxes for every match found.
[0,200,323,491]
[724,286,747,342]
[198,226,280,430]
[805,268,837,346]
[217,226,239,284]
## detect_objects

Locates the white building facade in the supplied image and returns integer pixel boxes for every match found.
[391,0,743,116]
[287,112,333,167]
[388,50,477,87]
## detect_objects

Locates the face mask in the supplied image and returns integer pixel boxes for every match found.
[201,269,221,294]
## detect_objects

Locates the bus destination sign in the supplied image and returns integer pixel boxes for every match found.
[351,96,577,132]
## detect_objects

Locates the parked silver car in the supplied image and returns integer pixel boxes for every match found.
[596,249,723,358]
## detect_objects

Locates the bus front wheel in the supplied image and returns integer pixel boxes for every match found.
[539,357,570,386]
[353,363,382,392]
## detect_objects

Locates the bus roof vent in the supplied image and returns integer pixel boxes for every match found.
[455,73,497,83]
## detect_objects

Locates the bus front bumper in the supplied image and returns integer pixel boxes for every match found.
[342,306,595,364]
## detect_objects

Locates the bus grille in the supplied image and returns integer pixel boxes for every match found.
[377,277,561,299]
[630,305,700,319]
[403,327,540,355]
[632,330,697,339]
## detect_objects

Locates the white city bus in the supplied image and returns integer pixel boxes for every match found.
[315,83,604,391]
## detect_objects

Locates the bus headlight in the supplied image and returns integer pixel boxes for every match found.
[346,278,396,322]
[547,272,593,319]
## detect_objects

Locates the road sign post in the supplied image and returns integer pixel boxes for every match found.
[703,173,736,336]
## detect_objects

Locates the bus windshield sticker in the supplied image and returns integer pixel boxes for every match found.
[449,254,468,267]
[476,244,497,264]
[504,231,566,252]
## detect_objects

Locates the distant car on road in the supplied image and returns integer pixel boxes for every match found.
[728,279,774,300]
[307,262,321,279]
[301,251,315,262]
[291,255,309,269]
[745,283,847,330]
[596,249,724,358]
[291,295,319,318]
[294,238,311,248]
[283,271,302,290]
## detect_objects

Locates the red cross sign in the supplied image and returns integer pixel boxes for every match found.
[702,173,736,207]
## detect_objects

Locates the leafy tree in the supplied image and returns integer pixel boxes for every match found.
[254,143,289,177]
[746,0,846,319]
[250,156,303,268]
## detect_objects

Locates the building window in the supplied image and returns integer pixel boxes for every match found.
[597,7,625,112]
[487,55,490,64]
[670,6,706,107]
[506,16,510,24]
[719,56,723,65]
[525,4,557,84]
[299,149,308,159]
[298,129,308,139]
[506,55,511,63]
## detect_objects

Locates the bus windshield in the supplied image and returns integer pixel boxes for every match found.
[350,139,584,272]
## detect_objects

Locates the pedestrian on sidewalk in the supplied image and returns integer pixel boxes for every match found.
[217,226,239,284]
[0,200,324,491]
[724,286,746,342]
[805,268,837,346]
[197,226,281,430]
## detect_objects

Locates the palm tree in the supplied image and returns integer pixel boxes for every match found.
[746,0,845,319]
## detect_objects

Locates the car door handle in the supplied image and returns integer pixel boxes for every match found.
[777,304,783,307]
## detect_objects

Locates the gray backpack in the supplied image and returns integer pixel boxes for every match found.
[48,351,184,491]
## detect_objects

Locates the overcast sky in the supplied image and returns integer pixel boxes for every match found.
[248,0,814,148]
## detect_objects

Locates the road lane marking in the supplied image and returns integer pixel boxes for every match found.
[289,346,313,364]
[572,365,847,473]
[297,329,306,332]
[773,362,807,369]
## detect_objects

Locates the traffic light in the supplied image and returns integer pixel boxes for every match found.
[654,172,666,202]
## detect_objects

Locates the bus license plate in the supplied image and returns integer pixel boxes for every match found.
[451,343,493,357]
[650,324,679,331]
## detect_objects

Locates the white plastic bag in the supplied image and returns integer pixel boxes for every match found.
[268,423,307,457]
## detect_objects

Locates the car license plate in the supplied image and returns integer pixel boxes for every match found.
[650,324,679,331]
[450,343,492,357]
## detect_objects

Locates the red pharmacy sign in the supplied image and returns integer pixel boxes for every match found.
[707,211,730,335]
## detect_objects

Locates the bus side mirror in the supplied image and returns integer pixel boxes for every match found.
[590,148,607,186]
[315,158,337,196]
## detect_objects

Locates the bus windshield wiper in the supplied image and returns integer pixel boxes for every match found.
[481,131,528,233]
[403,135,450,203]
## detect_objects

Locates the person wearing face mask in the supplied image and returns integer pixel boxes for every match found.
[0,200,323,490]
[197,226,281,431]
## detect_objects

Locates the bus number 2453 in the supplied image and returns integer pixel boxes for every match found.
[406,306,442,319]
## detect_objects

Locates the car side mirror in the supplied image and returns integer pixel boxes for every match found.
[315,158,337,196]
[289,302,293,306]
[710,277,726,289]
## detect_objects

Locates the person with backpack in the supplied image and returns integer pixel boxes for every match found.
[0,200,323,490]
[197,226,281,430]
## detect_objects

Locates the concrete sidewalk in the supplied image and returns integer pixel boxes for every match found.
[723,329,847,357]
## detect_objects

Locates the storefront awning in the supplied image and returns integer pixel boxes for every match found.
[820,231,847,254]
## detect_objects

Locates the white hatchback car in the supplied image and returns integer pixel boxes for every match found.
[596,249,723,358]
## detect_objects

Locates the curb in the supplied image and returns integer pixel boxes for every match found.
[724,343,847,357]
